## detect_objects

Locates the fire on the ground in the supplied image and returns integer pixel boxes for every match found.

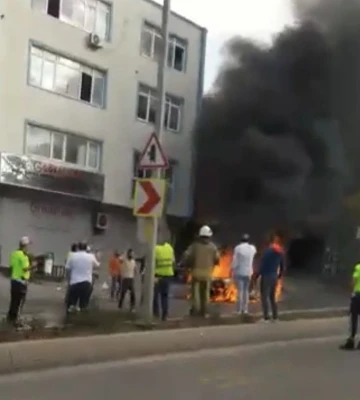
[186,248,283,303]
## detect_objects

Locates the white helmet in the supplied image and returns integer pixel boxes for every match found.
[20,236,30,246]
[199,225,212,237]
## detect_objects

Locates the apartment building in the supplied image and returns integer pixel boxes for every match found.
[0,0,207,264]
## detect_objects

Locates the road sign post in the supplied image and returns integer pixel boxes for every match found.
[140,0,171,325]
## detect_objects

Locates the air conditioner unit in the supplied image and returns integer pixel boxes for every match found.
[88,33,103,49]
[95,212,108,230]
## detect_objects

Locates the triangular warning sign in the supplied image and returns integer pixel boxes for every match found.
[138,133,169,169]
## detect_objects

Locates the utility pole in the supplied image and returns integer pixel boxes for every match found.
[141,0,171,324]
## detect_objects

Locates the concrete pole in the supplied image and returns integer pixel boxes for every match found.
[141,0,171,324]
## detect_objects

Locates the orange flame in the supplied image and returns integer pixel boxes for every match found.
[211,250,237,303]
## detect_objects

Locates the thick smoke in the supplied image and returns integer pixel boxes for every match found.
[196,0,360,240]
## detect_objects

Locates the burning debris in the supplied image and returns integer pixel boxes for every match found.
[186,248,283,304]
[210,249,237,303]
[195,0,360,239]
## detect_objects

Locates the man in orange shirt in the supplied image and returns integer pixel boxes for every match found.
[109,251,121,300]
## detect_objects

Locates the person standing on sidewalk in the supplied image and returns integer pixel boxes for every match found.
[153,240,175,321]
[7,236,32,328]
[232,234,257,315]
[109,250,121,300]
[118,249,136,312]
[340,263,360,350]
[258,236,285,322]
[183,226,220,317]
[65,241,99,313]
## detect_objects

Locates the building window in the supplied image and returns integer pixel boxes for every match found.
[136,85,183,132]
[26,124,101,170]
[164,95,182,132]
[167,37,186,72]
[29,45,106,107]
[140,22,187,72]
[140,22,162,61]
[137,85,158,124]
[32,0,111,40]
[131,151,152,197]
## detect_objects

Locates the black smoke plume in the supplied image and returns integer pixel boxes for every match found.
[195,0,360,240]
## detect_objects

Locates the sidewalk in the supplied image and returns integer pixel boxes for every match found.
[0,274,349,327]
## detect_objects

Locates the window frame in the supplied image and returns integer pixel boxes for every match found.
[28,44,106,108]
[136,85,158,124]
[25,123,102,172]
[167,36,187,72]
[140,22,162,60]
[164,95,182,132]
[140,21,187,73]
[136,84,183,133]
[87,140,101,170]
[50,130,66,161]
[32,0,112,41]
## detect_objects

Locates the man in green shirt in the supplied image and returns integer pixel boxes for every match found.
[7,236,32,327]
[340,263,360,350]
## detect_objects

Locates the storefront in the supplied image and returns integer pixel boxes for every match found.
[0,152,137,267]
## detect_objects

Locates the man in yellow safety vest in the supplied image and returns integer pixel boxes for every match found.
[340,262,360,350]
[153,239,175,321]
[7,236,32,328]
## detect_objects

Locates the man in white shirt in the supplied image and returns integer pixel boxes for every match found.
[65,241,99,313]
[232,234,257,314]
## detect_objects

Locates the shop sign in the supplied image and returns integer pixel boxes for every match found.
[0,152,104,201]
[30,202,73,218]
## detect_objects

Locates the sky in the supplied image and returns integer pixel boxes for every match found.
[154,0,294,91]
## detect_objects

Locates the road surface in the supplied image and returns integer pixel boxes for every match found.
[0,330,356,399]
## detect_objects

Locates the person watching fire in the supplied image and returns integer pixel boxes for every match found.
[258,236,285,322]
[183,225,220,317]
[232,234,257,315]
[340,262,360,350]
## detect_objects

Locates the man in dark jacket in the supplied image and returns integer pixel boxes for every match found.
[258,237,285,322]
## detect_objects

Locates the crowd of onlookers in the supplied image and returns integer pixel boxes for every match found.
[5,230,360,351]
[6,228,287,329]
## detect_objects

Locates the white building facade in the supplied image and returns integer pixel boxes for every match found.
[0,0,206,265]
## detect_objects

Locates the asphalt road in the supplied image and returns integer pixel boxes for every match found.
[0,330,357,399]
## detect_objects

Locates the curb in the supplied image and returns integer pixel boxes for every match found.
[0,310,349,375]
[162,306,348,324]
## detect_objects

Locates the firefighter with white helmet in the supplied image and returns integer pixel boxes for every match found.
[183,225,220,317]
[199,225,213,237]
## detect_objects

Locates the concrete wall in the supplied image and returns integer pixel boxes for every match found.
[0,0,206,217]
[0,187,139,267]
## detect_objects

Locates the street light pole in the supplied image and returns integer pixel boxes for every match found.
[141,0,171,324]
